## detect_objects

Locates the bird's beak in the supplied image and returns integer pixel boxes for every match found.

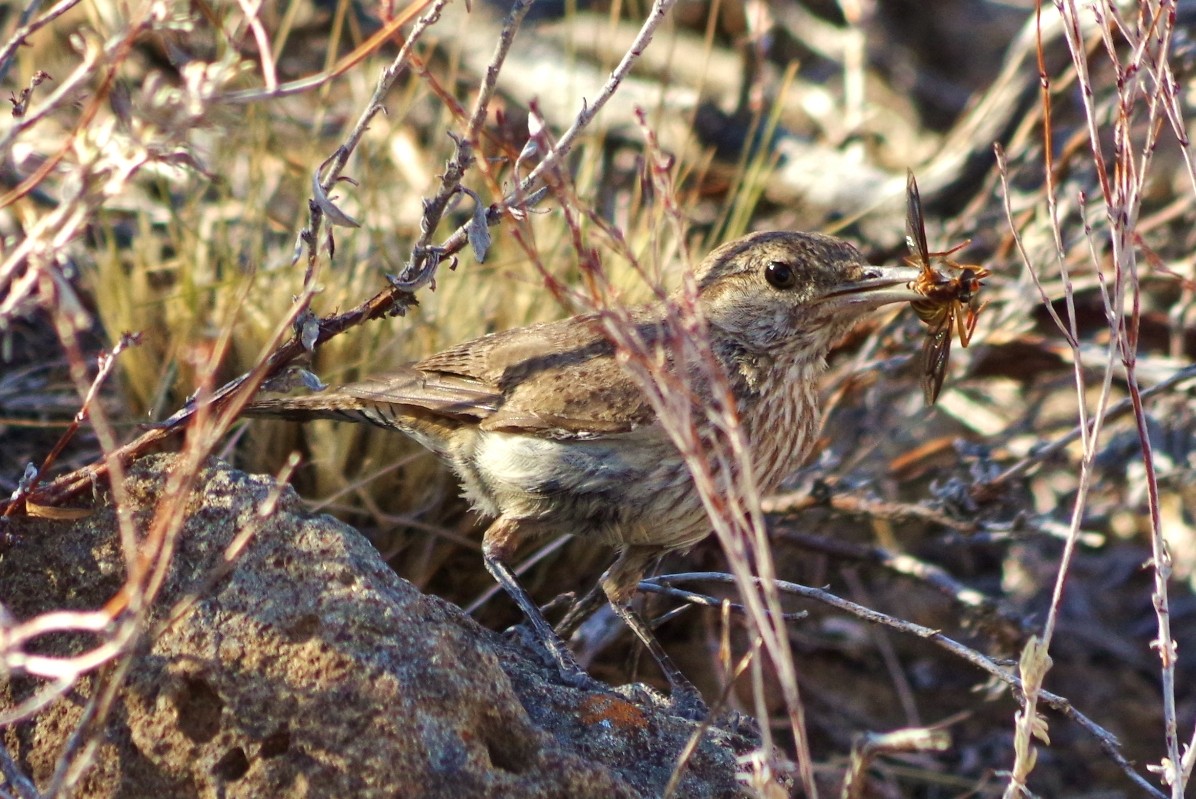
[821,264,924,309]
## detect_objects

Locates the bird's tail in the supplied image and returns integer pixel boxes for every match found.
[244,394,374,424]
[246,392,465,460]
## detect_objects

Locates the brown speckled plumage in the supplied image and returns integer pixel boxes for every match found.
[249,230,922,712]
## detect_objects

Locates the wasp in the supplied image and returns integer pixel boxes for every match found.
[904,170,990,405]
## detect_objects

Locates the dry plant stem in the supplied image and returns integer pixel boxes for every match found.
[841,727,951,799]
[0,737,39,799]
[974,357,1196,497]
[43,654,134,797]
[42,270,139,573]
[0,608,132,687]
[529,122,818,797]
[661,648,760,799]
[2,333,140,518]
[736,649,790,795]
[395,0,682,292]
[1096,5,1186,788]
[999,6,1153,792]
[232,0,278,92]
[0,0,80,84]
[0,676,73,730]
[655,573,1166,799]
[1013,3,1182,794]
[298,0,450,289]
[219,1,437,104]
[311,0,444,174]
[399,0,536,289]
[636,581,805,622]
[664,619,762,799]
[1144,11,1196,198]
[514,0,679,195]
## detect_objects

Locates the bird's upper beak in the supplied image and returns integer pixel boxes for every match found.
[820,264,924,309]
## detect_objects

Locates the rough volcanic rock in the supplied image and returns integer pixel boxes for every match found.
[0,456,763,798]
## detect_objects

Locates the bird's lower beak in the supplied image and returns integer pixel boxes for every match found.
[821,264,924,309]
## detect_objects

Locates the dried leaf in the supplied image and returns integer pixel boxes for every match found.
[299,369,327,392]
[301,315,320,352]
[26,502,93,520]
[461,187,491,262]
[310,171,360,228]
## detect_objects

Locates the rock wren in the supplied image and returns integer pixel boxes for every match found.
[250,231,923,711]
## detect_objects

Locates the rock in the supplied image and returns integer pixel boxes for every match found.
[1,456,764,798]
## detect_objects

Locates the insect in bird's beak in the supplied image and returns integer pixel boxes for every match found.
[903,169,991,404]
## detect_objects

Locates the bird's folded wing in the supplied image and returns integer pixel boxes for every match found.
[343,370,501,420]
[483,347,658,437]
[360,362,657,438]
[372,313,664,438]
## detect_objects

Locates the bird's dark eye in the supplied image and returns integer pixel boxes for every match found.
[765,260,797,289]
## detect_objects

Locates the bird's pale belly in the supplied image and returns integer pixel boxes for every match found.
[457,390,817,552]
[460,428,713,550]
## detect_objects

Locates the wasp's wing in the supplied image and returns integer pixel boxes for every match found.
[921,316,953,405]
[906,169,931,267]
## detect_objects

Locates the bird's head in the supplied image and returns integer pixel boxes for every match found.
[693,231,922,359]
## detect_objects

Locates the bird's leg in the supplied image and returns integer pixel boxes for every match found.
[482,517,602,690]
[602,546,709,720]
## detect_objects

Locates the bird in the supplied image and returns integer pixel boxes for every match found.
[248,231,923,714]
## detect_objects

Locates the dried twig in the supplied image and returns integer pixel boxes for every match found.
[394,0,537,291]
[841,726,951,799]
[1000,4,1185,795]
[652,572,1166,799]
[394,0,683,293]
[520,89,820,796]
[0,0,79,85]
[0,737,40,799]
[293,0,449,294]
[3,332,141,517]
[974,360,1196,499]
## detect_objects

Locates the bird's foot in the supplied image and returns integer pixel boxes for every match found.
[485,549,611,692]
[603,597,712,719]
[663,683,762,739]
[506,622,610,694]
[664,681,710,721]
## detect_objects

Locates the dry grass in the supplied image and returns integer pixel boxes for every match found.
[2,1,1195,797]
